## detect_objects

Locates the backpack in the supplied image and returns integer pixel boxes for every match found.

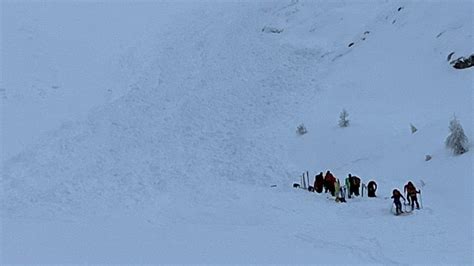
[353,177,361,186]
[407,185,417,195]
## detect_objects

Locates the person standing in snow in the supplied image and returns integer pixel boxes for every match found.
[367,180,377,197]
[345,174,352,198]
[348,174,361,197]
[404,181,420,210]
[334,179,346,202]
[391,189,406,215]
[324,171,336,196]
[334,178,340,198]
[314,172,324,193]
[323,171,330,193]
[353,175,361,196]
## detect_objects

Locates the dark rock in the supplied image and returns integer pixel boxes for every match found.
[447,52,455,61]
[262,26,284,34]
[450,54,474,69]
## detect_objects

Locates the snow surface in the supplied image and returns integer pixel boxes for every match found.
[1,0,473,264]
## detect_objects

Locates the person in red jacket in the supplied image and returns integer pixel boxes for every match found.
[324,171,336,196]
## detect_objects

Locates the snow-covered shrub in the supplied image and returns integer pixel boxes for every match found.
[296,124,307,135]
[445,116,469,155]
[339,109,350,127]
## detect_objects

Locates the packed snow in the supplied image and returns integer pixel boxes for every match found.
[1,0,472,264]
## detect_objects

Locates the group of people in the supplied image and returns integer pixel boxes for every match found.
[391,181,421,215]
[311,171,378,202]
[305,171,421,215]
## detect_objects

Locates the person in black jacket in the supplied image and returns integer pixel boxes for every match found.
[367,181,377,197]
[348,174,361,197]
[314,172,324,193]
[391,189,406,215]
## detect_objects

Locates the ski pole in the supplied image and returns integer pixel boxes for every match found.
[302,172,305,189]
[306,171,309,188]
[419,190,423,209]
[303,173,309,189]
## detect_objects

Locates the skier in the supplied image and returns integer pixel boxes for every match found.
[314,172,324,193]
[367,180,377,197]
[391,189,406,215]
[404,181,420,210]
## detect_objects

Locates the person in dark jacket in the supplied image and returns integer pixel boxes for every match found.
[314,172,324,193]
[404,181,420,210]
[348,174,361,197]
[367,181,377,197]
[391,189,406,215]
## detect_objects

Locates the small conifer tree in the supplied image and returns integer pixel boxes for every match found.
[339,109,350,128]
[445,116,469,155]
[296,123,307,135]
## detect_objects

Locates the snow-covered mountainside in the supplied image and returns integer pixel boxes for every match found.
[1,0,472,264]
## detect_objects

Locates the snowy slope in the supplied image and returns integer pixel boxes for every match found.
[1,1,198,159]
[1,0,473,264]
